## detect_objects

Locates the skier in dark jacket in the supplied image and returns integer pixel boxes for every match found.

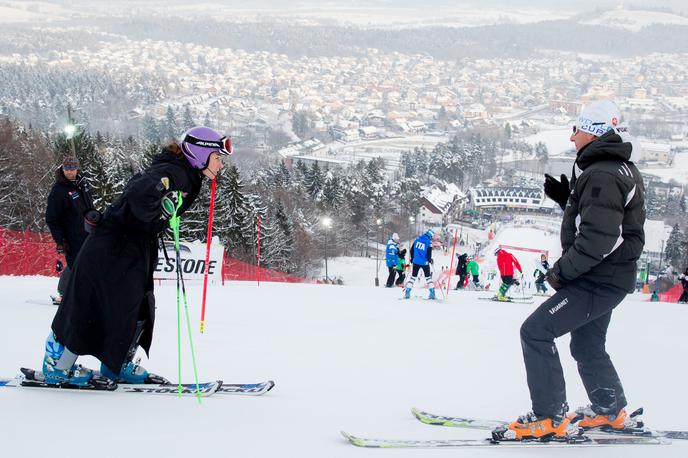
[495,101,646,441]
[394,248,407,286]
[533,254,549,294]
[404,229,436,299]
[678,268,688,303]
[455,253,468,289]
[45,156,97,304]
[42,126,232,387]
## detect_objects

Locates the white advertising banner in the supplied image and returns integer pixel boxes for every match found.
[154,239,224,281]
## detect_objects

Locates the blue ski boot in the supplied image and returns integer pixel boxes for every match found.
[404,288,411,299]
[42,333,93,386]
[428,288,436,300]
[100,360,150,384]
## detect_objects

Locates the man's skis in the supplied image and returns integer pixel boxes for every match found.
[411,407,688,440]
[341,431,666,448]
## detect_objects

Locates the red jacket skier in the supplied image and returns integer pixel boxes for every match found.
[495,247,522,301]
[497,248,522,277]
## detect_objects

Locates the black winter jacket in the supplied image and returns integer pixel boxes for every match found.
[456,254,468,276]
[552,130,645,293]
[52,149,203,372]
[45,169,94,266]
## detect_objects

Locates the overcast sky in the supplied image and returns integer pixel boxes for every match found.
[35,0,688,12]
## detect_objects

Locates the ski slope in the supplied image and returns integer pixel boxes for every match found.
[1,228,687,457]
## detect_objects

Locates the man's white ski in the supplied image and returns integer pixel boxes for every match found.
[411,407,688,440]
[341,431,666,448]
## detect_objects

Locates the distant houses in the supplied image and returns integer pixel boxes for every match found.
[470,186,557,213]
[418,184,467,226]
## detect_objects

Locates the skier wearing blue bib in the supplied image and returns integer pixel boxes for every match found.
[404,229,436,299]
[385,233,400,287]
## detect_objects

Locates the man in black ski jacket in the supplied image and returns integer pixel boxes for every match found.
[45,156,97,303]
[494,100,646,441]
[455,253,468,289]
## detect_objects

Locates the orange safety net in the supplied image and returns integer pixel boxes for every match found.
[222,257,314,284]
[0,227,63,277]
[659,283,682,303]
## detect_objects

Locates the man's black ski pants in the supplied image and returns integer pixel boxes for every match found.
[520,279,628,417]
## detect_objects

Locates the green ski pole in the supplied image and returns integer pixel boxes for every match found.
[166,191,202,403]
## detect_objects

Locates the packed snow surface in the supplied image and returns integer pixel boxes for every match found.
[1,226,686,456]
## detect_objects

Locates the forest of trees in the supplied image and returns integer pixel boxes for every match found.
[0,111,522,277]
[85,16,688,60]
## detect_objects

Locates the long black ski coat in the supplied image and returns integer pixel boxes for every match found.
[51,149,203,371]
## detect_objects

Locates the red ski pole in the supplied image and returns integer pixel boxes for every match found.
[257,214,261,287]
[445,228,459,297]
[199,178,217,334]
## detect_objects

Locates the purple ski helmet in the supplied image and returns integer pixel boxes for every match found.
[179,126,233,170]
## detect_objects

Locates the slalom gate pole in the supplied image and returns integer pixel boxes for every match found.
[257,214,261,287]
[199,178,217,334]
[445,229,459,297]
[169,192,202,403]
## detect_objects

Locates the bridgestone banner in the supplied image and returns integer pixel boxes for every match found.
[155,240,224,281]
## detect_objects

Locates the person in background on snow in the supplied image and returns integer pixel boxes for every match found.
[385,233,400,287]
[494,100,645,441]
[678,268,688,303]
[404,229,436,300]
[494,247,522,301]
[533,253,550,295]
[42,126,232,387]
[466,255,480,289]
[395,248,408,286]
[45,156,98,305]
[454,253,468,289]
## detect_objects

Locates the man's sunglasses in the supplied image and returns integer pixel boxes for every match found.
[184,134,233,155]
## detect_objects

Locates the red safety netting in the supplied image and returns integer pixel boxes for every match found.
[0,226,313,284]
[222,257,315,284]
[659,283,682,303]
[0,227,63,277]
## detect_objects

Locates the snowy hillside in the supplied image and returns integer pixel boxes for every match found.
[2,224,687,457]
[581,9,688,32]
[0,2,70,23]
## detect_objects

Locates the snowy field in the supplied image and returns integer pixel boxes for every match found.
[1,227,687,457]
[524,128,575,157]
[641,151,688,185]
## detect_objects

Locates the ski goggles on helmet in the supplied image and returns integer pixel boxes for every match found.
[183,133,234,156]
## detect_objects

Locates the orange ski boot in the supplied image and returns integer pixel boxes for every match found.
[492,410,581,441]
[574,405,641,431]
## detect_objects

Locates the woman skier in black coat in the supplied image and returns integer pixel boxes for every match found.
[42,126,232,386]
